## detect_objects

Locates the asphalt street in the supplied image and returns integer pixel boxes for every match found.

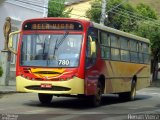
[0,87,160,120]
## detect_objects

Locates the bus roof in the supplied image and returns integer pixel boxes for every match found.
[22,17,150,43]
[93,22,150,44]
[22,17,90,26]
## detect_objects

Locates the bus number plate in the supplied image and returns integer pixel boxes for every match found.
[58,59,70,66]
[41,84,52,88]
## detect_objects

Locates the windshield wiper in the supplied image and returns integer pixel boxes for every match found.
[42,41,45,54]
[53,31,69,57]
[56,31,69,49]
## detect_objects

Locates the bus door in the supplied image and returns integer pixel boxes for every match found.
[85,27,99,95]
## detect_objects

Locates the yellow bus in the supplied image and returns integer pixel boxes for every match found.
[8,18,150,106]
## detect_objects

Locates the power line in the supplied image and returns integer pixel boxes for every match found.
[115,7,158,22]
[90,5,158,23]
[111,9,160,26]
[85,0,159,22]
[87,4,160,26]
[13,0,160,26]
[109,10,160,27]
[106,0,128,13]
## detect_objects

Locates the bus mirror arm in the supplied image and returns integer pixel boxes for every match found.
[8,30,20,54]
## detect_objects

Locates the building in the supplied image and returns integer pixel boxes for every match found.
[0,0,48,51]
[0,0,49,79]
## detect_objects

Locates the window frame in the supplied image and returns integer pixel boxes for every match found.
[98,30,150,64]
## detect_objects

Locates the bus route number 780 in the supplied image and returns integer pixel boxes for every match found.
[58,59,70,66]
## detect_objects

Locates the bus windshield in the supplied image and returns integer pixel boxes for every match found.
[20,34,83,67]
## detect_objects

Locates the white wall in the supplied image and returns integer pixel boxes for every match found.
[0,0,48,50]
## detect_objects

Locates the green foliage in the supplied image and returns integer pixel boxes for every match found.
[134,20,160,51]
[86,0,101,23]
[86,0,159,50]
[48,0,72,17]
[86,0,158,32]
[0,66,3,77]
[86,0,137,32]
[107,1,136,32]
[136,3,158,19]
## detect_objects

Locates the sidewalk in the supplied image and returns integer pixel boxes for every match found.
[0,80,16,93]
[150,80,160,87]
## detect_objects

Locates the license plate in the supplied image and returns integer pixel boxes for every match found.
[41,84,52,88]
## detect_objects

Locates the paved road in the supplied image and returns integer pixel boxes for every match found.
[0,87,160,120]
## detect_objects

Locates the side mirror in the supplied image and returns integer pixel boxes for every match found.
[8,31,20,54]
[88,36,96,57]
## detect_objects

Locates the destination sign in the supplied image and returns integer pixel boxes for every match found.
[23,21,83,31]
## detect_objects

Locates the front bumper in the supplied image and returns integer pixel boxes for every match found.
[16,76,84,95]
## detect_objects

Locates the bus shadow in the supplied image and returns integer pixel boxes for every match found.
[156,104,160,108]
[101,94,151,106]
[24,94,151,109]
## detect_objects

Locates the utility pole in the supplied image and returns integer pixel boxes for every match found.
[100,0,106,25]
[0,17,12,86]
[43,0,49,17]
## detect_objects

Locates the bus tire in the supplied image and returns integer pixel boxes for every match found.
[38,93,53,104]
[130,79,136,101]
[119,79,136,101]
[89,81,102,107]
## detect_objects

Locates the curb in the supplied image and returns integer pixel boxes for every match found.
[0,85,16,94]
[150,81,160,87]
[0,91,17,94]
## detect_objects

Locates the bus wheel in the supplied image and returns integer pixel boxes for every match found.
[89,82,102,107]
[38,93,53,104]
[119,80,136,101]
[130,80,136,100]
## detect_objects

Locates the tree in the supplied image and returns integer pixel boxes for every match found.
[86,0,101,23]
[136,3,157,19]
[48,0,72,17]
[134,20,160,80]
[86,0,137,32]
[133,4,159,80]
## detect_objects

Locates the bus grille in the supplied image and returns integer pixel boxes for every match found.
[25,85,71,91]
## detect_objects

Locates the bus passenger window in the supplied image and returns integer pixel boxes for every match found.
[142,43,149,53]
[139,53,143,63]
[130,52,138,63]
[120,37,129,50]
[130,40,137,52]
[100,32,110,46]
[121,50,130,62]
[143,54,150,64]
[111,48,120,60]
[101,46,110,59]
[139,42,142,52]
[111,35,119,48]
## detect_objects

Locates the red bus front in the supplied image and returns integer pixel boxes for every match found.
[15,18,90,95]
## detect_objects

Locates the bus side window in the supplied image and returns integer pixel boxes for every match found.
[130,40,138,63]
[111,34,120,60]
[142,43,150,64]
[120,37,130,62]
